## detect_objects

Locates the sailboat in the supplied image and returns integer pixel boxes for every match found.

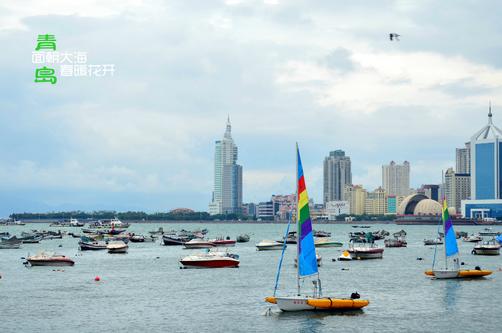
[265,144,369,311]
[424,199,492,279]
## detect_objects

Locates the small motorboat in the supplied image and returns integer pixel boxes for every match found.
[179,251,239,269]
[313,230,331,237]
[424,238,443,246]
[314,238,343,248]
[384,231,407,248]
[348,239,384,259]
[129,235,145,243]
[338,250,352,261]
[472,239,501,255]
[462,234,482,242]
[236,234,250,243]
[184,239,215,249]
[210,237,236,247]
[162,235,190,246]
[107,241,128,254]
[0,236,22,249]
[79,236,107,251]
[26,252,75,266]
[256,240,284,251]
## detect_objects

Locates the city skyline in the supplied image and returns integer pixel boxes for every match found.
[2,1,502,216]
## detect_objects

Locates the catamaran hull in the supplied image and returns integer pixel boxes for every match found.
[268,296,369,311]
[425,269,492,278]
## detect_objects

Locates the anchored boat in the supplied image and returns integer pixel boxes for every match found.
[424,199,492,279]
[265,144,369,312]
[472,239,501,255]
[179,250,239,268]
[26,252,75,266]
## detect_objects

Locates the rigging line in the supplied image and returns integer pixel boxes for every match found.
[273,217,292,297]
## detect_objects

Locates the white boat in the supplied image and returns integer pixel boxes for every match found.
[472,239,501,255]
[462,234,482,242]
[107,241,128,254]
[26,252,74,266]
[256,240,283,251]
[179,250,239,269]
[348,239,384,259]
[265,145,369,312]
[184,239,215,249]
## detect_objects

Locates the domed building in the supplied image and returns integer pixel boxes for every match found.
[397,194,442,216]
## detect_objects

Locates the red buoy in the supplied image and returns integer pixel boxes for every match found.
[94,276,101,282]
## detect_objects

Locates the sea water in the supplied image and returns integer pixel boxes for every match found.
[0,223,501,333]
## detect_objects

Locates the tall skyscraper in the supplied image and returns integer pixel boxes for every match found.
[462,104,502,218]
[323,150,352,203]
[208,117,243,215]
[382,161,410,196]
[456,142,471,174]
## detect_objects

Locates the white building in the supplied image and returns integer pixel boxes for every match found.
[209,117,243,215]
[444,167,470,213]
[325,201,350,220]
[382,161,410,197]
[456,142,471,174]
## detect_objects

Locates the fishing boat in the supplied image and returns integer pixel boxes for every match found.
[384,230,407,248]
[472,239,501,255]
[265,144,369,312]
[184,239,215,249]
[26,252,75,266]
[179,250,239,269]
[314,238,343,248]
[313,230,331,238]
[256,240,284,251]
[348,239,384,259]
[107,241,128,254]
[424,200,492,279]
[129,235,145,242]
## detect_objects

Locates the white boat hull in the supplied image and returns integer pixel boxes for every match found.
[432,270,459,279]
[275,296,312,311]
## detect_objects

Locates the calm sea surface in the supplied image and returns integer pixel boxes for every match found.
[1,223,501,333]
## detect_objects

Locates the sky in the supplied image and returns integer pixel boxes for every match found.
[1,0,502,216]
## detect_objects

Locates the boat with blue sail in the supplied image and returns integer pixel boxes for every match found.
[265,144,369,311]
[425,199,492,279]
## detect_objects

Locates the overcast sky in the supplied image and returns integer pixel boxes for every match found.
[1,0,502,216]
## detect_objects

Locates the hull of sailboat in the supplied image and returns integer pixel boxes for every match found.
[425,269,492,278]
[268,296,369,311]
[431,270,459,279]
[274,296,313,311]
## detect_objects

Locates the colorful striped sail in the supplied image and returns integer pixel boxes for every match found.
[297,146,318,277]
[443,199,458,257]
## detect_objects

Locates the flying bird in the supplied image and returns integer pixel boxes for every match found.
[389,33,400,41]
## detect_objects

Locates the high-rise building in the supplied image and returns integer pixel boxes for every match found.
[418,184,440,202]
[456,142,471,174]
[382,161,410,196]
[344,184,367,215]
[365,187,387,215]
[462,105,502,218]
[444,167,470,213]
[209,117,243,215]
[323,150,352,203]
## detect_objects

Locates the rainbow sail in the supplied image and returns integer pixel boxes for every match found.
[443,200,458,257]
[297,146,318,277]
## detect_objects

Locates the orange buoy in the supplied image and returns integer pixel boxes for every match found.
[94,276,101,282]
